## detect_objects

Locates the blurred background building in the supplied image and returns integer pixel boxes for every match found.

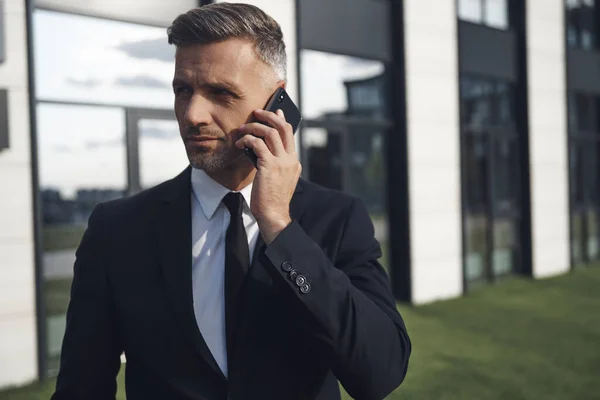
[0,0,598,390]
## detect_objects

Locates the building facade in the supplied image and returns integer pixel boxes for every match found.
[0,0,597,389]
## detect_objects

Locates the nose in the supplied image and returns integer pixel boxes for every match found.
[183,94,214,128]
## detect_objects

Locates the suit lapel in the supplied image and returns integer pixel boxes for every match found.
[156,166,226,381]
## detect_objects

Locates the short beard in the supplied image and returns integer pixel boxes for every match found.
[187,147,247,173]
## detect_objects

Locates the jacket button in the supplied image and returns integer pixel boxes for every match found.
[295,275,307,287]
[300,283,311,294]
[281,261,293,272]
[289,270,299,281]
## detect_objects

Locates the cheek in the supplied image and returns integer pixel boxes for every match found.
[214,104,254,133]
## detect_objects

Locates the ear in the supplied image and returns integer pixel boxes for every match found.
[277,80,287,90]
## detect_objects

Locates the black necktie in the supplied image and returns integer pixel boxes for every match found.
[222,192,250,367]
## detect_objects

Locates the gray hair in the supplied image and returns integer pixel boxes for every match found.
[167,3,287,81]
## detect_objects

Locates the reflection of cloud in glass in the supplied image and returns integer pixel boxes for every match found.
[138,119,187,188]
[52,144,74,153]
[66,77,102,88]
[37,103,127,199]
[34,10,175,109]
[116,38,175,62]
[140,126,180,140]
[85,138,124,150]
[115,75,170,89]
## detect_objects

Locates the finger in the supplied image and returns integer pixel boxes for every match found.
[236,134,274,162]
[239,122,286,156]
[253,109,295,153]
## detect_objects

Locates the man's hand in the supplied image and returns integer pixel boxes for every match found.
[236,109,302,245]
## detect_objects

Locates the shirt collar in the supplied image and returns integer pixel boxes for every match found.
[190,167,253,220]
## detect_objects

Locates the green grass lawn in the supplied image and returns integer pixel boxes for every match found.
[2,267,599,400]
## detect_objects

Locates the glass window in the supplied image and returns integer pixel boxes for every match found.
[302,127,343,191]
[465,214,489,282]
[458,0,483,24]
[36,0,196,27]
[484,0,509,29]
[34,10,175,108]
[461,75,520,285]
[463,134,489,212]
[494,82,515,128]
[461,77,495,130]
[492,138,518,212]
[300,50,389,121]
[576,94,592,132]
[566,0,597,50]
[139,118,188,189]
[459,0,509,29]
[38,103,127,375]
[300,49,391,270]
[570,143,585,205]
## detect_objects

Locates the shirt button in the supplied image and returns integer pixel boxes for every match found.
[300,283,311,294]
[289,270,299,281]
[295,275,307,287]
[281,261,293,272]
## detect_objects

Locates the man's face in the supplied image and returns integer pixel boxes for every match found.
[172,39,280,171]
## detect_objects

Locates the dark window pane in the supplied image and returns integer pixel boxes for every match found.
[465,214,489,282]
[570,142,585,205]
[580,0,596,50]
[493,218,517,276]
[494,82,515,128]
[596,97,600,134]
[492,138,519,212]
[461,77,493,129]
[568,93,579,132]
[572,211,585,265]
[303,127,343,191]
[587,209,600,260]
[576,94,592,131]
[566,0,582,48]
[463,134,489,211]
[586,142,599,202]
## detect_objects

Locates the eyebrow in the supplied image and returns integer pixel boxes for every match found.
[172,77,244,98]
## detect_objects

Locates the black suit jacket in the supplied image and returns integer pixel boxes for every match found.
[52,167,411,400]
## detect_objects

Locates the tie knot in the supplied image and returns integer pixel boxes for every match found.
[222,192,245,217]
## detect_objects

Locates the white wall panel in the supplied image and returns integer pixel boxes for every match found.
[0,0,38,389]
[527,0,570,278]
[404,0,463,304]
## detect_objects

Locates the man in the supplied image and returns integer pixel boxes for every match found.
[52,3,410,400]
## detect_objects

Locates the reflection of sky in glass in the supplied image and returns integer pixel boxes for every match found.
[458,0,483,23]
[34,10,175,109]
[139,119,188,189]
[37,104,127,198]
[300,50,384,120]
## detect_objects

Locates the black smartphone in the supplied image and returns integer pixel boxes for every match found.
[244,87,302,168]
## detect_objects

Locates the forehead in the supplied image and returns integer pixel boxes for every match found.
[174,39,268,84]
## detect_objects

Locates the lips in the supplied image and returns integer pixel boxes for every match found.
[185,136,221,142]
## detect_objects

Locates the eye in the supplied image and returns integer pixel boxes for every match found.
[211,88,233,97]
[174,85,193,96]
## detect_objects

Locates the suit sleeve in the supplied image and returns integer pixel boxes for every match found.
[264,197,411,400]
[52,203,122,400]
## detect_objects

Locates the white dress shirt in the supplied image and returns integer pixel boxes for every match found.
[190,167,259,378]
